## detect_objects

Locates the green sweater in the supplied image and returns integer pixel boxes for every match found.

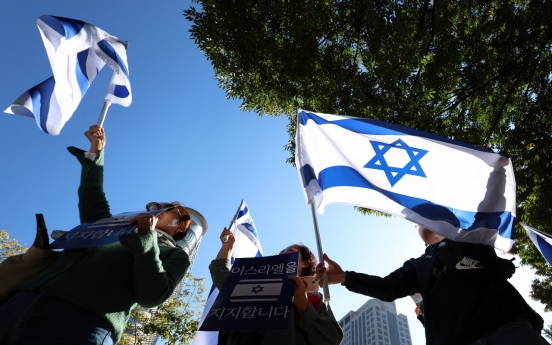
[17,147,190,342]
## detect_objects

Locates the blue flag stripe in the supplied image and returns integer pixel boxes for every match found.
[536,236,552,265]
[308,164,514,238]
[300,111,493,154]
[97,40,129,78]
[113,85,130,98]
[55,16,85,39]
[28,77,55,134]
[237,206,248,219]
[75,51,91,96]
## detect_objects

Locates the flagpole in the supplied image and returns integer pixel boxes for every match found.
[96,99,111,127]
[223,199,244,242]
[310,202,331,302]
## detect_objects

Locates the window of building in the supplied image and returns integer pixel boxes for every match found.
[378,322,382,327]
[377,317,381,322]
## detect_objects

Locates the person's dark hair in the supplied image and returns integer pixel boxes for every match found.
[145,201,191,241]
[280,243,317,277]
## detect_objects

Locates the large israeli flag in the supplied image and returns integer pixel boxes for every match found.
[193,200,263,344]
[521,223,552,266]
[4,15,131,135]
[296,110,516,251]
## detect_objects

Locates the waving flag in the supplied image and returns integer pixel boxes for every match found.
[194,200,263,344]
[521,223,552,266]
[4,15,131,135]
[296,110,516,251]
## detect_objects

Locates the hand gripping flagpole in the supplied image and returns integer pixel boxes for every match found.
[96,41,130,127]
[310,202,331,302]
[223,200,245,242]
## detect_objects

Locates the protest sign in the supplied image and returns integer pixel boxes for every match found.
[50,209,166,249]
[199,251,299,331]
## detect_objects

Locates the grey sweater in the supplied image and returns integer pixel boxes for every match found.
[209,258,343,345]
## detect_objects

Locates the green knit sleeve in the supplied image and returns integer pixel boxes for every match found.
[67,146,112,223]
[119,231,190,308]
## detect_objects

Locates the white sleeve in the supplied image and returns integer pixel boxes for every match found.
[84,152,98,161]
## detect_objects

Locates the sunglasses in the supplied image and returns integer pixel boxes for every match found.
[149,202,191,232]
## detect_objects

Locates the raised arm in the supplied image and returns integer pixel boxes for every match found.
[317,253,419,302]
[67,125,111,223]
[209,228,235,290]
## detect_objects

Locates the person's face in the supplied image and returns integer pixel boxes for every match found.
[281,245,308,276]
[156,206,191,237]
[418,226,445,246]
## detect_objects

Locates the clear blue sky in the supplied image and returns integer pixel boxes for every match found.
[0,1,549,344]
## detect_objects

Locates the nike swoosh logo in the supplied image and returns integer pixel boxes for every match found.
[456,262,484,270]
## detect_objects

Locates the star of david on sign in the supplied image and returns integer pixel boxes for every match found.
[364,138,428,187]
[250,285,264,294]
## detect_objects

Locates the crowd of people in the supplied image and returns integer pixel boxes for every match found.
[0,124,548,345]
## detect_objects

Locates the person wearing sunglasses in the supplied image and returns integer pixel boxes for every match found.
[0,125,196,345]
[210,228,343,345]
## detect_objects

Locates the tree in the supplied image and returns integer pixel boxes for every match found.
[184,0,552,306]
[0,229,27,261]
[119,273,206,345]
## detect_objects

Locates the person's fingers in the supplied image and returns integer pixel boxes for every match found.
[323,253,337,266]
[287,276,307,289]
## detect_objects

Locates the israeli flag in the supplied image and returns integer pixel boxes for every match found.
[296,110,516,251]
[193,200,263,345]
[4,15,131,135]
[521,223,552,266]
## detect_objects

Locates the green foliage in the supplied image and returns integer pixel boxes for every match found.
[185,0,552,306]
[0,229,27,261]
[120,273,206,345]
[545,323,552,342]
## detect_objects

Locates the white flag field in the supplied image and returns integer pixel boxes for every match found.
[295,110,516,252]
[4,15,131,135]
[193,201,263,345]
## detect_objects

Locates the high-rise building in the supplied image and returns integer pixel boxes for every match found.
[339,298,413,345]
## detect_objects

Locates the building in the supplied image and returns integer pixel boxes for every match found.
[339,298,413,345]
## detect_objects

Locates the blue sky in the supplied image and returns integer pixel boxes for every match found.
[0,1,549,344]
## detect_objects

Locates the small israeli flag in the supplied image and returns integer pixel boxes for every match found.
[193,200,263,345]
[4,15,131,135]
[521,223,552,266]
[296,110,516,251]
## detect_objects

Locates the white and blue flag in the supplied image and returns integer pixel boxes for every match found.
[4,15,131,135]
[194,200,263,344]
[521,223,552,266]
[296,110,516,251]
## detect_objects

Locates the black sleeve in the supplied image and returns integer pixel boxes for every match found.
[342,259,421,301]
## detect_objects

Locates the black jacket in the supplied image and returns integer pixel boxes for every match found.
[343,239,543,345]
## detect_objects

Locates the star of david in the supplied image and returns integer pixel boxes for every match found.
[250,285,264,294]
[364,138,428,187]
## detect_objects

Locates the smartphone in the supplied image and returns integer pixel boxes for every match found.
[300,276,320,292]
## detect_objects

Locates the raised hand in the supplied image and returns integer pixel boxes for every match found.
[84,125,106,154]
[129,213,158,233]
[316,253,347,286]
